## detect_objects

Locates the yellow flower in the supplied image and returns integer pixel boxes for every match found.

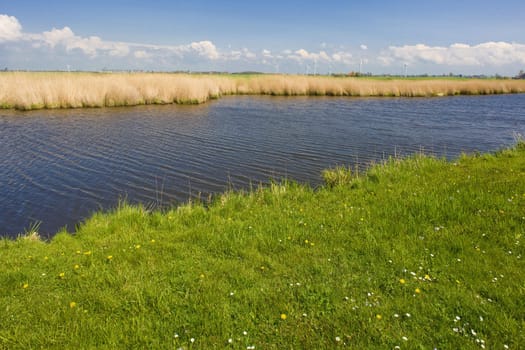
[83,251,92,256]
[59,272,65,279]
[376,314,382,320]
[107,255,113,261]
[74,264,80,270]
[69,301,77,309]
[150,239,156,244]
[399,278,406,284]
[424,274,431,281]
[280,314,287,320]
[415,288,421,294]
[135,244,141,249]
[22,283,29,289]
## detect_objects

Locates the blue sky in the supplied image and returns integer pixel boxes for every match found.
[1,0,524,75]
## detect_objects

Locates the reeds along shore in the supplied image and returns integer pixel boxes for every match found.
[2,72,525,110]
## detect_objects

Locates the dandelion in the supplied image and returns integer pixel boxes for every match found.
[376,314,382,320]
[83,250,92,256]
[69,301,77,308]
[424,274,431,281]
[107,255,113,261]
[74,264,80,270]
[399,278,406,284]
[22,283,29,289]
[280,313,287,320]
[200,274,205,279]
[135,244,141,249]
[150,239,155,243]
[44,256,49,261]
[415,288,421,294]
[59,272,65,279]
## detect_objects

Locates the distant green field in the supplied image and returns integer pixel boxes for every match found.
[2,143,524,349]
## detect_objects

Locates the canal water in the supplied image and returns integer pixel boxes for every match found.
[1,94,524,237]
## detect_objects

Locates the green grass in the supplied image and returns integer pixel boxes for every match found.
[1,144,524,349]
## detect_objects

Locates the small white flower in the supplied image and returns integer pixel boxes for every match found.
[228,338,233,344]
[174,333,179,338]
[479,316,484,321]
[402,336,408,341]
[394,313,399,318]
[335,336,341,342]
[504,345,509,349]
[243,331,248,336]
[405,313,411,318]
[302,313,307,317]
[471,329,477,336]
[453,327,459,333]
[190,338,195,343]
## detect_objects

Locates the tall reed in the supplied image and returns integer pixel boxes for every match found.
[1,72,524,110]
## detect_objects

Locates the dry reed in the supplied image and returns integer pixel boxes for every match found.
[1,72,525,110]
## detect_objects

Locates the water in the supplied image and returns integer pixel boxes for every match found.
[1,95,524,238]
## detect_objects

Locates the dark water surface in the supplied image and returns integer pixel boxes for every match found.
[1,95,524,237]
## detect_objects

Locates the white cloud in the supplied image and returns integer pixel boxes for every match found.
[134,50,150,59]
[0,14,22,41]
[381,41,525,67]
[189,40,219,60]
[360,44,368,51]
[290,49,333,62]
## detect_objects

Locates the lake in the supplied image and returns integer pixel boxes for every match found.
[1,94,524,238]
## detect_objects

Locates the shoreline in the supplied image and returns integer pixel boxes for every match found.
[1,143,524,347]
[2,72,525,111]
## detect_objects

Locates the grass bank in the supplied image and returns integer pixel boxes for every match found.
[1,144,524,349]
[2,72,525,110]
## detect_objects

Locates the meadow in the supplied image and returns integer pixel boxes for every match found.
[1,72,525,110]
[1,143,524,349]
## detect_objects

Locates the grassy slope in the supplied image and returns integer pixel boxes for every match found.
[1,145,524,349]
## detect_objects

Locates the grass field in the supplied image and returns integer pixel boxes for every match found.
[1,143,524,349]
[2,72,525,110]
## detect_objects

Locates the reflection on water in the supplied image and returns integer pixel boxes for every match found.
[1,95,524,237]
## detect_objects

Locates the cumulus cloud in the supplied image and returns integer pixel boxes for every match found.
[188,40,219,60]
[381,41,525,67]
[360,44,368,51]
[134,50,150,59]
[0,14,22,41]
[289,49,332,62]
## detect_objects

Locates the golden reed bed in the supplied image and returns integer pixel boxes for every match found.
[1,72,525,110]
